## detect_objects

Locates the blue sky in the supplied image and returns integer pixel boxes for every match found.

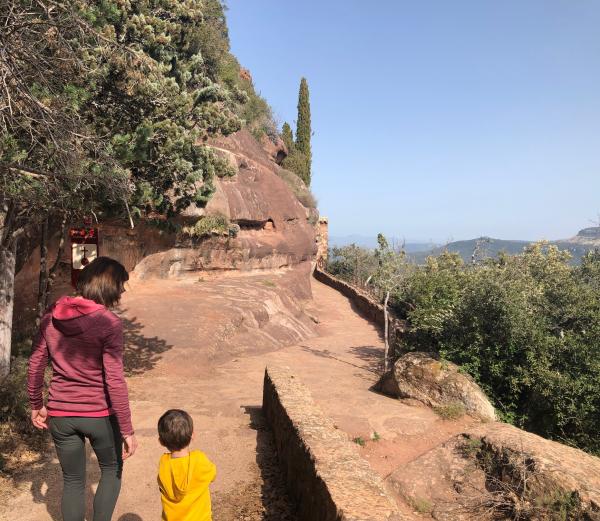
[226,1,600,242]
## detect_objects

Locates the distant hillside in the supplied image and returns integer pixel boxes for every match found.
[330,235,436,253]
[412,227,600,264]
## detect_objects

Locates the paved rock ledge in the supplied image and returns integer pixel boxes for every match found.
[313,269,405,354]
[262,366,410,521]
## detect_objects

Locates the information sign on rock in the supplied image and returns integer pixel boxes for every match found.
[69,223,99,288]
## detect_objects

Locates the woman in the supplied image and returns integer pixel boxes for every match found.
[27,256,138,521]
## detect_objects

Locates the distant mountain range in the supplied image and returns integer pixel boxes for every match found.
[413,227,600,264]
[329,235,437,253]
[331,228,600,264]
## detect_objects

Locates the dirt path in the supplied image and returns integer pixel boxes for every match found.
[3,275,473,521]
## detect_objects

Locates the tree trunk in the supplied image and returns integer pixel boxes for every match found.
[44,215,67,310]
[383,290,390,372]
[0,241,16,379]
[36,218,49,324]
[36,215,67,322]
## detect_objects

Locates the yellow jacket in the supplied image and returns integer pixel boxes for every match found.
[158,450,216,521]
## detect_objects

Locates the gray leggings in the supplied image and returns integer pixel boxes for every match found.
[49,416,123,521]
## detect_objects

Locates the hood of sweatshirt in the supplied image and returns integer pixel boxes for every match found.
[158,450,216,504]
[51,296,106,336]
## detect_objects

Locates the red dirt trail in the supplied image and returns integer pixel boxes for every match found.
[3,275,472,521]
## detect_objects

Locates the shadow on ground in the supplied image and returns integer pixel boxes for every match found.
[298,344,383,376]
[348,345,385,374]
[120,313,173,376]
[23,444,101,521]
[212,406,298,521]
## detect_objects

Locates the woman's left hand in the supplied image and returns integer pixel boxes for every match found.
[31,407,49,429]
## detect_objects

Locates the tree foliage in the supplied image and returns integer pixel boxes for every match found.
[85,0,244,217]
[0,0,131,236]
[295,77,311,179]
[1,0,275,230]
[281,122,294,152]
[329,243,378,287]
[328,241,600,455]
[281,78,312,186]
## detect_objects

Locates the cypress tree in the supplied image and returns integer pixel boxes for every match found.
[295,78,312,185]
[281,122,294,152]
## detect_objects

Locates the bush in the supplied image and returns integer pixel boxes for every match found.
[0,357,49,468]
[0,358,33,424]
[282,149,310,186]
[182,213,236,238]
[276,167,317,209]
[328,244,378,287]
[393,244,600,454]
[432,402,466,420]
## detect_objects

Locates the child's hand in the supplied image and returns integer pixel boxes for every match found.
[31,407,48,429]
[123,434,138,460]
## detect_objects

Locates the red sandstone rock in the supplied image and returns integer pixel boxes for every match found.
[259,133,288,165]
[377,352,496,422]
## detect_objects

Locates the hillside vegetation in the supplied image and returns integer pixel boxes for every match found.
[328,240,600,455]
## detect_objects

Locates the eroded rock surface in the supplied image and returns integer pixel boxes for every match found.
[377,352,496,422]
[134,130,316,279]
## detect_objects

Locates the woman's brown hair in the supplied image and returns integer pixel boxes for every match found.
[77,257,129,308]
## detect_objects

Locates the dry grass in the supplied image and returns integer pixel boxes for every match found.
[432,402,466,420]
[454,439,584,520]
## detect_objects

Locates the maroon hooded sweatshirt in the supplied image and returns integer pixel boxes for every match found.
[27,296,134,436]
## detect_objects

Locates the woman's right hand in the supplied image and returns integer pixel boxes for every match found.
[122,434,138,460]
[31,406,48,429]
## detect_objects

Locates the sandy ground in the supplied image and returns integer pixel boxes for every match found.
[2,275,474,521]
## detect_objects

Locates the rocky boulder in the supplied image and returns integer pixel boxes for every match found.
[377,352,496,422]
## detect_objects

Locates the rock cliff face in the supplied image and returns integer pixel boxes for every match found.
[134,130,316,278]
[13,130,317,333]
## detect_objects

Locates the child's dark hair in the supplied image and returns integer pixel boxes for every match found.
[158,409,193,452]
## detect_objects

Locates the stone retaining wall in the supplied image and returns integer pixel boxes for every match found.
[262,366,408,521]
[313,268,406,355]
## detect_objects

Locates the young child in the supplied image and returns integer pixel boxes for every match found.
[157,409,217,521]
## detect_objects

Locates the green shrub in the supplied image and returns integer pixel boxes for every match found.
[0,357,48,461]
[410,497,433,514]
[328,244,378,288]
[282,149,310,186]
[0,358,33,424]
[276,167,317,208]
[393,244,600,454]
[352,436,366,447]
[182,214,233,238]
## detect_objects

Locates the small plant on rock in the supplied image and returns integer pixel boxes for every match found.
[182,214,231,238]
[352,436,366,447]
[410,496,433,514]
[460,437,483,457]
[433,402,466,420]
